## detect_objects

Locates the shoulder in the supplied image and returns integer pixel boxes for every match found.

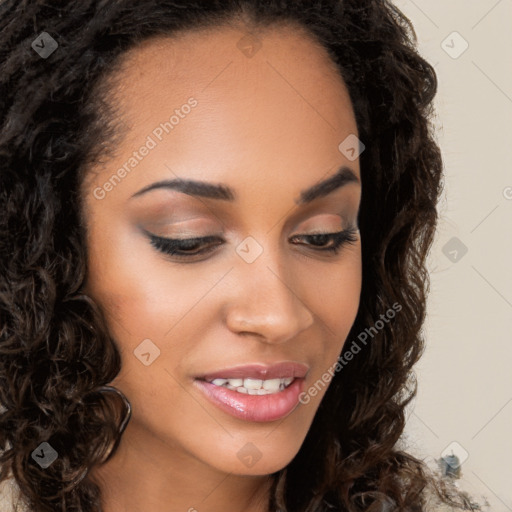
[0,475,29,512]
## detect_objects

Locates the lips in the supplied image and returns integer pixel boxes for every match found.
[194,376,307,422]
[196,361,310,382]
[193,361,310,422]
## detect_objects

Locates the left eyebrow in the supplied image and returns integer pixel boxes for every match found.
[296,165,360,205]
[130,165,360,205]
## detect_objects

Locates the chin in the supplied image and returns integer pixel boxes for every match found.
[204,438,304,477]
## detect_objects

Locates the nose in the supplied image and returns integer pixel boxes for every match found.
[223,251,315,345]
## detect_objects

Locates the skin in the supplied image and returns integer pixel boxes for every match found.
[81,21,362,512]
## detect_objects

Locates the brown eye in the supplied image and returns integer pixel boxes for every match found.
[290,227,359,254]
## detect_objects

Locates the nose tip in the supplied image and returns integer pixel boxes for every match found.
[224,265,315,344]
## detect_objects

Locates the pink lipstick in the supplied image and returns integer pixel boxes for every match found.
[194,361,309,422]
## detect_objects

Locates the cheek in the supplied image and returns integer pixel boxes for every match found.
[303,246,362,334]
[83,217,231,375]
[301,246,362,379]
[83,215,174,348]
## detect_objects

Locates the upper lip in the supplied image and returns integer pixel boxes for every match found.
[197,361,310,382]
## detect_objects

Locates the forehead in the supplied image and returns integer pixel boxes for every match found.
[112,22,349,97]
[85,23,360,205]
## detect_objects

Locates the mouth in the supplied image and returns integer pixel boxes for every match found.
[198,376,295,395]
[193,361,309,422]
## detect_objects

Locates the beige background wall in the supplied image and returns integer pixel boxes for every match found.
[391,1,512,510]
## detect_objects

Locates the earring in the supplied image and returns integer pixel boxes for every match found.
[71,384,132,487]
[94,384,132,435]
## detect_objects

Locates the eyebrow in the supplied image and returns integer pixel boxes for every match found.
[130,165,360,205]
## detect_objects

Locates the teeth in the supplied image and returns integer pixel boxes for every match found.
[262,378,281,392]
[243,378,263,390]
[209,377,294,394]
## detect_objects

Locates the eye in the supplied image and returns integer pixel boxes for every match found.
[289,226,359,255]
[145,226,359,262]
[147,234,223,261]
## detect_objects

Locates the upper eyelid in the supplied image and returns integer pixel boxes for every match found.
[140,215,354,237]
[139,207,353,228]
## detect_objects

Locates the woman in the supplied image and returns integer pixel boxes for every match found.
[0,1,486,511]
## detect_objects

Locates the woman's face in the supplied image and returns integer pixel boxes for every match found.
[81,24,362,481]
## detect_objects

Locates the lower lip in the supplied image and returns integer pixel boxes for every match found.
[194,378,305,422]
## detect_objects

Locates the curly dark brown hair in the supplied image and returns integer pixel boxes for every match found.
[0,1,486,511]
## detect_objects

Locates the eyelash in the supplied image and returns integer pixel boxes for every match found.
[147,226,359,261]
